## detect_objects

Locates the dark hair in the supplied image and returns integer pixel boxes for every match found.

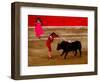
[35,17,43,25]
[50,32,59,37]
[50,32,56,35]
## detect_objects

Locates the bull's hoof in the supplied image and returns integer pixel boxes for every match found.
[74,54,77,56]
[64,58,66,59]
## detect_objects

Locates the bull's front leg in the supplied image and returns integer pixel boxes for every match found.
[60,50,65,56]
[64,51,68,59]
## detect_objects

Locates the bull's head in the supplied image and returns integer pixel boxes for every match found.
[57,43,61,50]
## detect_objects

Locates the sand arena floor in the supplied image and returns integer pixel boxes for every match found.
[28,27,88,66]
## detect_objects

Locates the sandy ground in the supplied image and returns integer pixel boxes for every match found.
[28,27,88,66]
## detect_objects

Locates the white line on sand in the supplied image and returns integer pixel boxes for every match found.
[28,37,87,41]
[28,26,87,29]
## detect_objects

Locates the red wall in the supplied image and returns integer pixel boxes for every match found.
[28,15,88,26]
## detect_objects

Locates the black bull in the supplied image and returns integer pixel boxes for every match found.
[57,40,82,59]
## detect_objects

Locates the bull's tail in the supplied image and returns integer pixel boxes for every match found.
[79,42,82,57]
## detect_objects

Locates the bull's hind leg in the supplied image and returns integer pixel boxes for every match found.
[74,50,77,56]
[64,52,68,59]
[79,49,81,57]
